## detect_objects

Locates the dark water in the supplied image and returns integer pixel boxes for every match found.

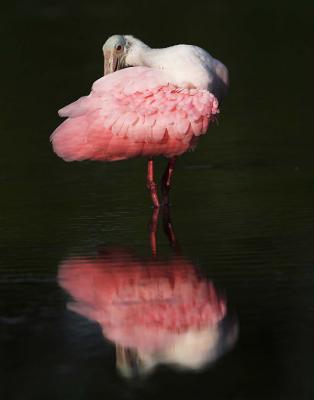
[1,1,314,399]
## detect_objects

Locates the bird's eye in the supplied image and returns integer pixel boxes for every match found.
[116,45,122,51]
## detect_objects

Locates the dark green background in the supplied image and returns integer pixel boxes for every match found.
[1,1,313,399]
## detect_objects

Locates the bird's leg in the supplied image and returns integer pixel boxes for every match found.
[162,205,180,253]
[161,157,176,206]
[146,158,160,208]
[149,207,160,257]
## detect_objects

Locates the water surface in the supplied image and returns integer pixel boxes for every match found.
[1,1,314,399]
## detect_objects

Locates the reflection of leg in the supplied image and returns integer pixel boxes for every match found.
[146,158,160,208]
[149,207,159,257]
[162,205,180,252]
[161,157,176,205]
[116,344,141,378]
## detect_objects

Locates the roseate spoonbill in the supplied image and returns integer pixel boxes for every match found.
[51,35,229,207]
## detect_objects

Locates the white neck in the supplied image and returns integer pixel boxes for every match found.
[125,36,153,67]
[124,36,212,90]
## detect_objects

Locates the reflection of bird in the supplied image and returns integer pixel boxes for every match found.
[58,249,237,377]
[51,35,228,207]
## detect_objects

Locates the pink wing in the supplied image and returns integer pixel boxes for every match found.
[51,66,219,161]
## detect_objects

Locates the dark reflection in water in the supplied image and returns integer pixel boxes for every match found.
[2,1,314,398]
[58,209,238,377]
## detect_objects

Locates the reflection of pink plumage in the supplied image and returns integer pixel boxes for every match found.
[59,250,226,354]
[51,35,228,206]
[58,208,238,376]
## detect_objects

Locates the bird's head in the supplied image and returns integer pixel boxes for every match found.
[102,35,127,75]
[102,35,148,75]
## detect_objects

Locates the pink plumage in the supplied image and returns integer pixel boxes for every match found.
[51,67,219,162]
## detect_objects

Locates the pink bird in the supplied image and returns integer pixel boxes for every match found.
[51,35,229,207]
